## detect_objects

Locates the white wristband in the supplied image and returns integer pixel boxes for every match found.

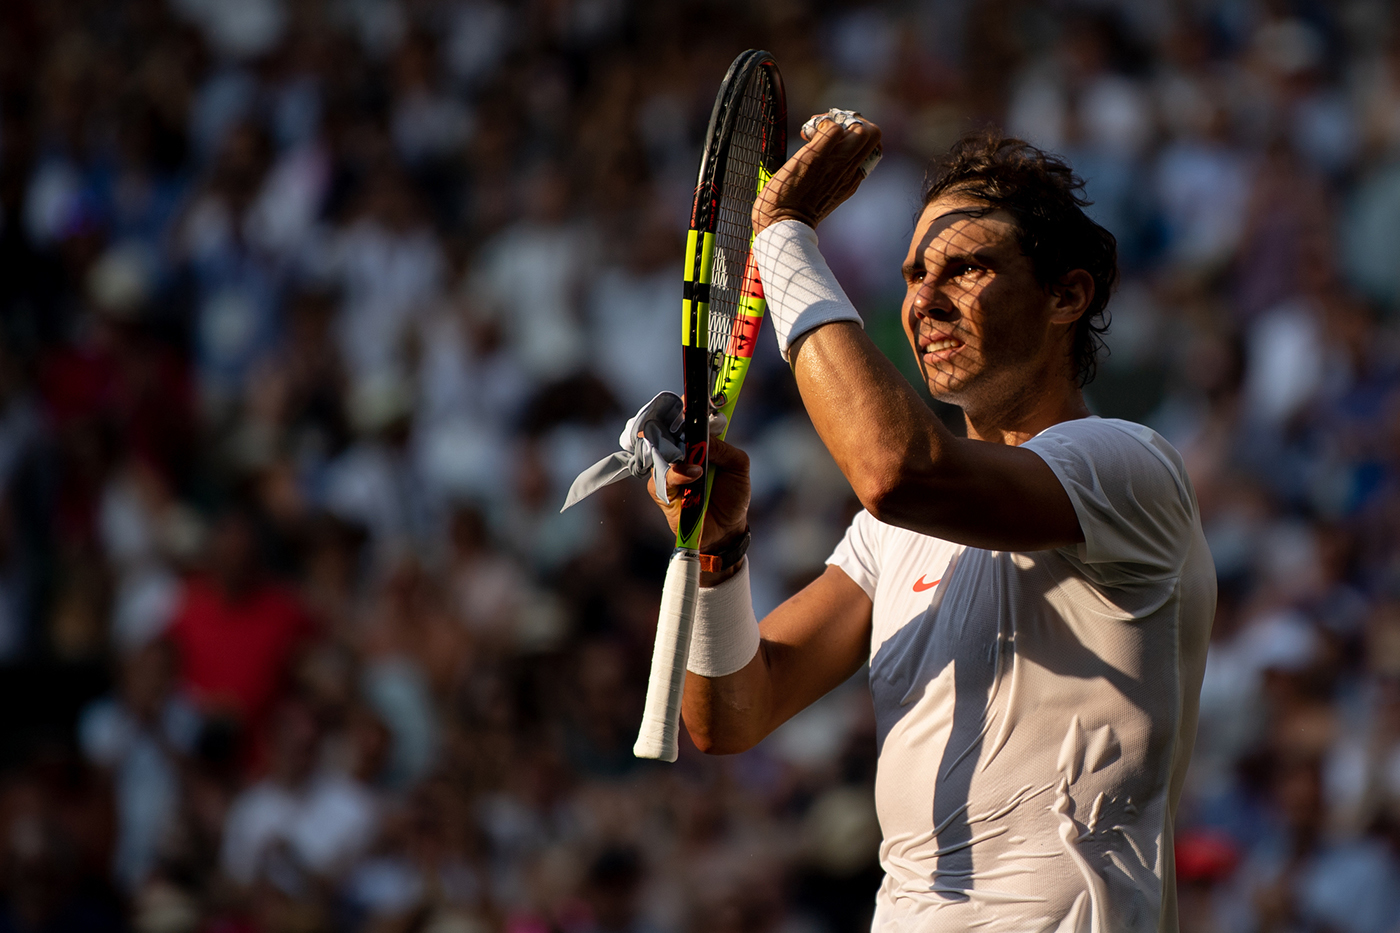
[686,560,761,677]
[752,220,864,362]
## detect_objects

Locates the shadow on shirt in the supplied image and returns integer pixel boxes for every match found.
[867,548,1161,900]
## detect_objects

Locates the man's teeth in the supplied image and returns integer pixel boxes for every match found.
[926,338,959,352]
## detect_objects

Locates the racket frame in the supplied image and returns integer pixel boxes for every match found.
[634,49,786,762]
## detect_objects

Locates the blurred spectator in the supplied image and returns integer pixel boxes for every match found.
[322,372,439,565]
[576,845,656,933]
[319,163,445,389]
[447,503,529,644]
[467,163,595,384]
[79,640,200,891]
[0,772,124,933]
[1219,753,1400,933]
[584,209,682,413]
[99,455,201,653]
[176,120,282,415]
[220,699,380,888]
[342,775,488,930]
[357,558,446,788]
[38,303,196,550]
[165,504,315,765]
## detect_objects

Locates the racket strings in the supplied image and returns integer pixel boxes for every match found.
[708,71,771,395]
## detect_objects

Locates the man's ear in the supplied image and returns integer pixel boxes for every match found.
[1049,269,1095,325]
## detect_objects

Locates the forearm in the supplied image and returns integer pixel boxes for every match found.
[681,565,872,755]
[681,652,776,754]
[752,222,965,527]
[790,322,958,520]
[679,558,771,754]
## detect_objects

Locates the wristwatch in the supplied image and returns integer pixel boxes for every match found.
[698,527,751,573]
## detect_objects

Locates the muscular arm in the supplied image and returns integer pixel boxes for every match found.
[753,114,1083,552]
[790,323,1081,551]
[682,564,871,754]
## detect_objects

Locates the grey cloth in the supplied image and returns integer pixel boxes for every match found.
[561,391,685,511]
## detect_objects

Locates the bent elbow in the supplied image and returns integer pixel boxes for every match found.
[687,727,718,755]
[853,465,908,523]
[684,723,759,756]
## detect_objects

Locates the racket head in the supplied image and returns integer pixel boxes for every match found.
[676,50,787,549]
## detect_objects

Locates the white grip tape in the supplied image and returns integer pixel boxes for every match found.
[687,560,760,677]
[634,550,701,761]
[752,220,864,361]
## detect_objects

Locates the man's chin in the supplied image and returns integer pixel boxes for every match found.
[913,351,984,406]
[925,375,974,407]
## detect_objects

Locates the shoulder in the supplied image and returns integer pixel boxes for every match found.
[1030,416,1182,462]
[827,509,890,601]
[1026,417,1194,501]
[1024,418,1201,575]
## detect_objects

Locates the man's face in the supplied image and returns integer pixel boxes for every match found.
[900,192,1064,409]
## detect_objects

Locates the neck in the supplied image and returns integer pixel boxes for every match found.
[961,379,1091,446]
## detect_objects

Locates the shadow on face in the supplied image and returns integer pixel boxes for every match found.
[900,194,1066,412]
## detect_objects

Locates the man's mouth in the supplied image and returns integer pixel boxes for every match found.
[919,334,963,361]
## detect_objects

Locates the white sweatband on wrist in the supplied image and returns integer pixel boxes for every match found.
[686,560,761,677]
[752,220,864,362]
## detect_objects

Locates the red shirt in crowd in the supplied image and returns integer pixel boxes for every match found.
[167,576,315,732]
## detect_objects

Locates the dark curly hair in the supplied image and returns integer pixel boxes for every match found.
[922,131,1117,387]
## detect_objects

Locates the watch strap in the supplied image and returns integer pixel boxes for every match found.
[698,527,751,574]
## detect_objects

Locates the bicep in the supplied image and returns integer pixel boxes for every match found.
[871,439,1084,552]
[759,564,873,732]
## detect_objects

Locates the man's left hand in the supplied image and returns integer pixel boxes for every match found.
[752,112,882,234]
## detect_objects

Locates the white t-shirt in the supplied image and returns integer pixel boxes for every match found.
[827,417,1215,933]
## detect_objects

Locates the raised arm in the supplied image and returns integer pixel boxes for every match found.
[788,322,1080,551]
[752,115,1085,552]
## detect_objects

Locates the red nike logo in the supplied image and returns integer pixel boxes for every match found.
[912,575,941,593]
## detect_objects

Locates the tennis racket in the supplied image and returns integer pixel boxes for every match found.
[634,50,787,762]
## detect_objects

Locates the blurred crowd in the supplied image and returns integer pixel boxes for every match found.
[2,0,1400,931]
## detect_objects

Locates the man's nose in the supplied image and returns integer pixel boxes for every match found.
[911,282,959,322]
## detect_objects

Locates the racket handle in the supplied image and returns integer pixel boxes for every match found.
[634,550,701,761]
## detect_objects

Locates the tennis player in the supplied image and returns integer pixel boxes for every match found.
[652,124,1216,932]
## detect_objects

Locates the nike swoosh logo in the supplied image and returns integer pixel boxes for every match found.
[912,575,941,593]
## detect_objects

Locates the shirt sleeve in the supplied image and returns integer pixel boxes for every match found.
[827,509,882,600]
[1022,419,1197,584]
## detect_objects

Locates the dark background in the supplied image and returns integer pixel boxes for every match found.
[2,0,1400,931]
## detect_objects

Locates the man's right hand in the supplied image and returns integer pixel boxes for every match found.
[647,436,750,581]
